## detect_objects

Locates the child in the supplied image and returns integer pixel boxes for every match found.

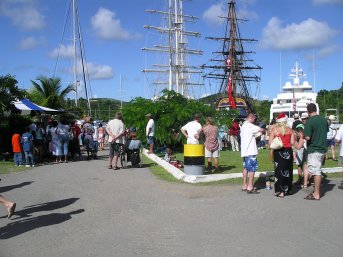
[294,124,308,187]
[12,130,23,166]
[21,127,35,167]
[165,148,183,168]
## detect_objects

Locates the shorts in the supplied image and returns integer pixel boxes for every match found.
[243,155,258,172]
[205,147,219,158]
[307,152,325,176]
[295,148,304,166]
[147,136,154,145]
[327,138,335,147]
[109,142,121,157]
[340,156,343,166]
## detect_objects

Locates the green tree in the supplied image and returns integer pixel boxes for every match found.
[0,74,27,115]
[122,90,216,147]
[29,76,74,109]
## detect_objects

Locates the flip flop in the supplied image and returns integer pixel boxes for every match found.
[108,165,113,169]
[247,189,260,194]
[241,188,247,192]
[304,193,320,201]
[113,167,120,170]
[7,203,16,219]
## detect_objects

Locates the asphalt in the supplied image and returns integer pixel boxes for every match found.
[1,150,343,257]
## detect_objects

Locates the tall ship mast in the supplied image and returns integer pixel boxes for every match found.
[142,0,203,98]
[203,0,261,117]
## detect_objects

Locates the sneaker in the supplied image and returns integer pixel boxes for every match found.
[31,165,35,167]
[25,165,30,167]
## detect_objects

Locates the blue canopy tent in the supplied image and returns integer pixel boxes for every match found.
[11,98,64,115]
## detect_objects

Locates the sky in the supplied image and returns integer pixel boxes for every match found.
[1,0,342,103]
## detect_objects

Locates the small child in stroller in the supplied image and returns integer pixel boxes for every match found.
[125,127,142,167]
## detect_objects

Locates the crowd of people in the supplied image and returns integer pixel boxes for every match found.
[2,105,343,219]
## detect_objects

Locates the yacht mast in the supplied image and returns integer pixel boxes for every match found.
[73,0,78,106]
[142,0,203,97]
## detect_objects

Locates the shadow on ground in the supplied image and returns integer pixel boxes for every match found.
[0,209,84,239]
[0,181,34,194]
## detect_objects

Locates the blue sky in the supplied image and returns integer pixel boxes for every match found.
[1,0,342,103]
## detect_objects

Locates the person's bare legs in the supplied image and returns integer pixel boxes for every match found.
[331,145,336,160]
[0,195,16,218]
[207,157,212,172]
[149,143,154,154]
[247,172,255,191]
[213,157,218,170]
[242,168,248,190]
[303,163,309,188]
[112,155,119,168]
[313,175,321,199]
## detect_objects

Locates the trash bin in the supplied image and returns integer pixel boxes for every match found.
[184,144,205,175]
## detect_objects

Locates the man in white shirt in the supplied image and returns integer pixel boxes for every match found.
[181,113,202,144]
[145,113,155,154]
[335,124,343,189]
[240,113,265,194]
[106,112,125,170]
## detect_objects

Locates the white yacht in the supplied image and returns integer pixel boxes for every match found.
[269,61,319,124]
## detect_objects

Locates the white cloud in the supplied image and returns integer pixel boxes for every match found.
[312,0,343,5]
[19,36,46,49]
[49,44,75,59]
[202,2,227,25]
[260,17,338,50]
[202,0,258,25]
[86,62,113,80]
[91,7,133,40]
[0,0,45,30]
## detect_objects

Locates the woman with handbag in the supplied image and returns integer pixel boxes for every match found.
[270,113,295,198]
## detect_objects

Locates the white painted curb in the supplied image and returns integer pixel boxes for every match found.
[143,149,343,183]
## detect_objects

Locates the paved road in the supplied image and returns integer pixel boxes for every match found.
[1,151,343,257]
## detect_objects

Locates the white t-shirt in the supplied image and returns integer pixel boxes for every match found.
[107,119,125,144]
[335,125,343,157]
[327,123,339,139]
[146,119,155,137]
[181,120,202,144]
[240,121,260,157]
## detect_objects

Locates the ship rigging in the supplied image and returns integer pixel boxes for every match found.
[202,0,262,117]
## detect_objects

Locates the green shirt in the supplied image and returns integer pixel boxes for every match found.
[304,115,329,154]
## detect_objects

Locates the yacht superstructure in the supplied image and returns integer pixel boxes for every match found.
[269,61,318,123]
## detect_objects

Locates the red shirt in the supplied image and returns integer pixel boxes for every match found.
[229,121,240,136]
[12,133,22,153]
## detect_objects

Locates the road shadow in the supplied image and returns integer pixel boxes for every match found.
[1,198,80,220]
[0,181,34,194]
[0,209,85,239]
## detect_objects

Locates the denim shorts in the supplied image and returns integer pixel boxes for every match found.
[243,155,258,172]
[147,136,154,145]
[327,138,335,147]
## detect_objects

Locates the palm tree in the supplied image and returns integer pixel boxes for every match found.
[30,76,74,109]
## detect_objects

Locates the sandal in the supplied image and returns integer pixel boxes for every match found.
[304,193,320,200]
[113,166,120,170]
[108,165,113,169]
[241,188,247,192]
[247,189,260,194]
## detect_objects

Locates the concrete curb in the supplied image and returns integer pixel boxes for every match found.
[143,149,343,183]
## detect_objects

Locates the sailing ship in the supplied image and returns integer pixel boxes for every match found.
[203,0,261,118]
[269,61,319,124]
[142,0,203,98]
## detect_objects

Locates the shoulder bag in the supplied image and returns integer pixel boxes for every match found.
[270,128,283,150]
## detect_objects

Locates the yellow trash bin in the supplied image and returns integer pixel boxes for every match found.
[184,144,205,175]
